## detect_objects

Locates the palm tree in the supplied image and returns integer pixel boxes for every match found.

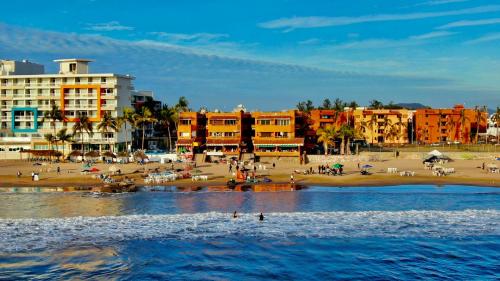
[134,107,157,150]
[316,125,337,155]
[72,114,93,160]
[337,124,352,155]
[172,96,190,137]
[158,104,176,151]
[474,106,488,144]
[56,128,72,160]
[97,112,119,152]
[492,107,500,143]
[458,109,470,143]
[120,107,135,153]
[42,105,64,154]
[366,114,378,145]
[380,115,393,144]
[44,133,56,160]
[446,115,457,143]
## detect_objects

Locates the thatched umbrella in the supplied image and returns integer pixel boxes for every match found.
[84,151,100,158]
[69,150,83,157]
[117,151,129,157]
[134,150,148,160]
[102,151,116,158]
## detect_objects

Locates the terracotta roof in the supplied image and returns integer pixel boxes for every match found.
[206,138,240,145]
[253,138,304,145]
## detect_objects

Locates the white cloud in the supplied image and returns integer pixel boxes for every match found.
[149,32,229,43]
[258,5,500,30]
[329,31,455,50]
[85,21,134,31]
[298,38,322,45]
[409,31,457,40]
[418,0,470,6]
[438,18,500,29]
[465,33,500,44]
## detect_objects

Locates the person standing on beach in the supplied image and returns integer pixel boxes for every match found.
[357,162,360,169]
[290,174,294,184]
[229,164,233,173]
[57,166,61,175]
[272,162,276,169]
[482,162,485,170]
[31,171,35,181]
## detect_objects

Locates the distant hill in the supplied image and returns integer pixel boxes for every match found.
[396,103,430,110]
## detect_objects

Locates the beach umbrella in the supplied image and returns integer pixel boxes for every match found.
[134,151,148,160]
[69,150,83,157]
[84,151,100,158]
[428,150,443,157]
[361,164,373,169]
[102,151,116,158]
[89,167,100,172]
[333,163,343,169]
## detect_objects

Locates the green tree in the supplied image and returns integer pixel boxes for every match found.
[72,114,93,160]
[44,133,56,160]
[333,98,345,111]
[458,109,470,143]
[369,100,384,109]
[42,105,64,154]
[296,100,315,113]
[158,104,176,151]
[56,128,72,160]
[316,125,338,155]
[321,98,332,110]
[473,106,488,144]
[134,107,157,150]
[120,107,135,153]
[97,112,119,152]
[492,107,500,143]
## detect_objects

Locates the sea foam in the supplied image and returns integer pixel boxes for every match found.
[0,210,498,253]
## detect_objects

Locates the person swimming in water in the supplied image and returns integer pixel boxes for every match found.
[233,211,238,218]
[259,213,264,221]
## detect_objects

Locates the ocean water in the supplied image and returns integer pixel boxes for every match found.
[0,185,498,280]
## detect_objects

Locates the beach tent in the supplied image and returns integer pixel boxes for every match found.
[361,164,373,169]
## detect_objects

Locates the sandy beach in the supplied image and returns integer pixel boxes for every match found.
[0,154,498,189]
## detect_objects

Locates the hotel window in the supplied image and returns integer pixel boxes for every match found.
[224,132,236,137]
[50,78,56,85]
[62,78,67,83]
[64,88,70,94]
[88,77,93,83]
[275,132,288,138]
[101,77,107,83]
[69,63,77,72]
[181,132,190,137]
[225,119,237,125]
[75,77,80,84]
[259,119,271,125]
[276,119,290,126]
[260,132,272,137]
[180,119,191,125]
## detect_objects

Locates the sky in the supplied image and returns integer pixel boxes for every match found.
[0,0,499,111]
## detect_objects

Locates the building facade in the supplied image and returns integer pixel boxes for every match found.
[252,110,304,158]
[176,112,206,159]
[414,105,488,144]
[205,111,252,158]
[353,109,410,144]
[0,58,133,159]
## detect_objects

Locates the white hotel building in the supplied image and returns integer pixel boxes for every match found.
[0,58,134,159]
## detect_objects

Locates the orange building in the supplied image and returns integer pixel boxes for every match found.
[205,111,252,158]
[309,109,352,131]
[252,110,304,158]
[414,105,488,144]
[354,109,410,144]
[176,112,206,157]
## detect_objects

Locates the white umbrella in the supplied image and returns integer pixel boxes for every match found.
[428,150,443,157]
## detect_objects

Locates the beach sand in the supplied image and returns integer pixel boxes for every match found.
[0,156,498,189]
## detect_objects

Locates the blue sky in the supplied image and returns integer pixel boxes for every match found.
[0,0,499,110]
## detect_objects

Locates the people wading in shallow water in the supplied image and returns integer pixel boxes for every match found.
[233,211,238,218]
[259,213,264,221]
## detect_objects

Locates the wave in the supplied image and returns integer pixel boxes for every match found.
[0,210,499,253]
